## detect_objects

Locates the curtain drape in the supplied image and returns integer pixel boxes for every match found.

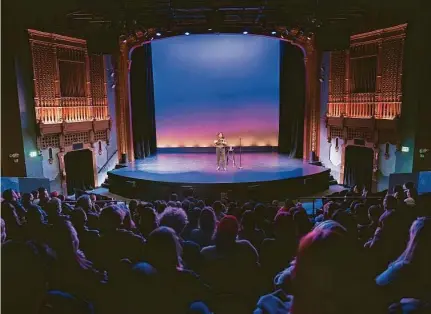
[278,42,306,158]
[59,61,86,97]
[343,145,374,189]
[130,44,157,159]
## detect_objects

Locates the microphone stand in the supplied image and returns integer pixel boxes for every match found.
[238,137,243,169]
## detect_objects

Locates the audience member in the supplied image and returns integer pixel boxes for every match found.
[190,207,216,247]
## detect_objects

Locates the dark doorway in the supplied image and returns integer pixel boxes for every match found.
[344,145,374,190]
[64,149,94,195]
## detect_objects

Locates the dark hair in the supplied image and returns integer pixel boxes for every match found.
[384,195,397,210]
[217,132,224,138]
[146,227,183,271]
[240,210,256,230]
[99,205,123,231]
[199,208,216,235]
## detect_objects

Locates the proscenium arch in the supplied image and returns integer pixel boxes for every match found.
[116,33,319,162]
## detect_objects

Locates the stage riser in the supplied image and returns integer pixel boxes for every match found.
[108,170,330,202]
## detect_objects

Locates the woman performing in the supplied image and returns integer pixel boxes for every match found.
[214,132,228,171]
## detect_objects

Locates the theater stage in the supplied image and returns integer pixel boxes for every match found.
[107,153,330,201]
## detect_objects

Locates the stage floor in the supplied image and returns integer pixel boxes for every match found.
[109,153,328,184]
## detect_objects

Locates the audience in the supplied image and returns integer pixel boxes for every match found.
[1,180,429,314]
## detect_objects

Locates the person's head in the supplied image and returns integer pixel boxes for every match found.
[217,132,224,139]
[253,203,266,222]
[353,203,369,225]
[215,215,239,247]
[128,199,139,215]
[406,187,418,200]
[156,201,167,214]
[45,197,62,218]
[50,191,59,198]
[170,193,178,202]
[158,207,188,235]
[22,192,34,204]
[183,187,194,199]
[167,201,177,207]
[70,207,88,229]
[293,210,312,239]
[284,199,295,209]
[31,190,39,200]
[50,220,80,257]
[323,201,340,220]
[76,195,92,212]
[58,194,65,202]
[403,181,415,190]
[212,201,226,216]
[240,210,256,231]
[368,205,383,223]
[353,184,362,194]
[38,187,49,201]
[186,207,201,229]
[89,194,97,202]
[273,212,295,239]
[396,217,431,266]
[40,290,95,314]
[292,222,363,314]
[146,227,182,271]
[196,199,205,209]
[199,207,216,235]
[99,205,124,232]
[26,204,45,225]
[2,189,18,202]
[384,195,397,211]
[137,203,158,237]
[1,218,6,243]
[332,210,357,238]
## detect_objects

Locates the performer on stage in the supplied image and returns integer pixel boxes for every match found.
[214,132,227,171]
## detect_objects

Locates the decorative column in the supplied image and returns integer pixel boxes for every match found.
[114,42,135,162]
[301,37,320,161]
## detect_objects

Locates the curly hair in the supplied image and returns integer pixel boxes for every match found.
[158,207,188,235]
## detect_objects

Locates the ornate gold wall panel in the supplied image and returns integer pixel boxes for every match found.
[28,29,112,194]
[28,29,109,125]
[325,24,407,188]
[327,24,406,120]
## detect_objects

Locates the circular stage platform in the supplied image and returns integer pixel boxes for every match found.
[108,153,330,201]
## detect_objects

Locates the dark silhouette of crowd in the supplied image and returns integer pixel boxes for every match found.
[1,183,430,314]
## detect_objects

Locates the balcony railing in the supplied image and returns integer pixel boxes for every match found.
[327,102,401,119]
[36,106,109,124]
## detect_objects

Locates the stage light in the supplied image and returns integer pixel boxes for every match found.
[243,31,248,35]
[156,32,161,36]
[185,32,190,35]
[208,28,212,31]
[271,31,277,35]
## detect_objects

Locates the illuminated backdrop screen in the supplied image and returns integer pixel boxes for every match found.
[151,34,280,147]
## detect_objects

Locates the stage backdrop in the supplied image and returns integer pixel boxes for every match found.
[151,34,280,148]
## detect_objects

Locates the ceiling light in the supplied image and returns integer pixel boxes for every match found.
[156,32,161,36]
[243,31,248,35]
[271,31,277,35]
[185,32,190,35]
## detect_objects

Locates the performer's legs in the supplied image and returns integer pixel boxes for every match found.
[216,148,221,170]
[221,149,227,170]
